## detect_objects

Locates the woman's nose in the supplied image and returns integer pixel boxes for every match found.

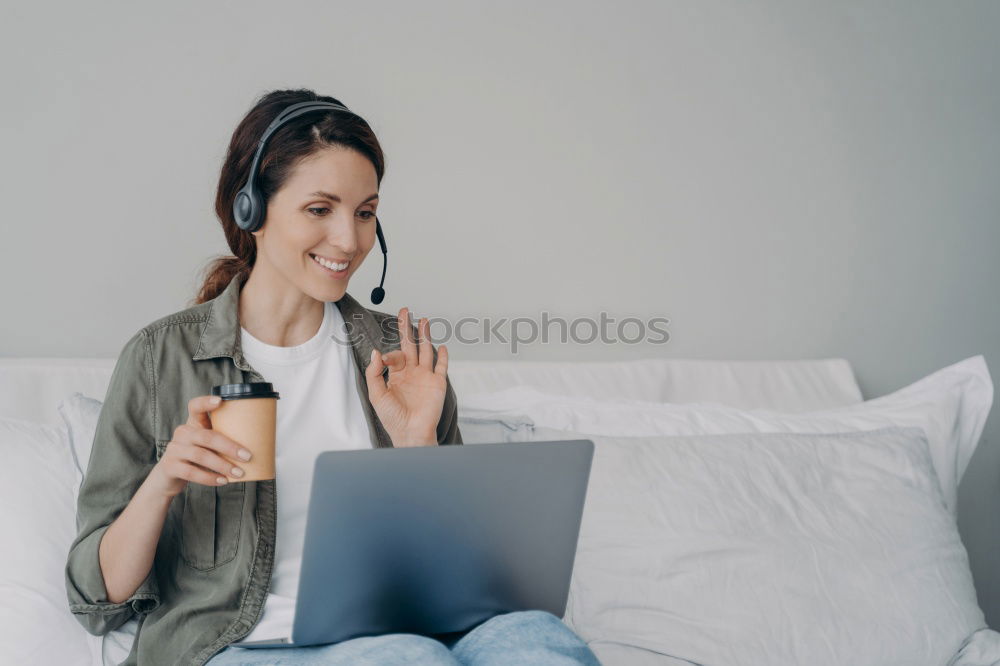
[327,219,359,255]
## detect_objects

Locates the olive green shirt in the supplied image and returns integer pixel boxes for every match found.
[64,271,463,665]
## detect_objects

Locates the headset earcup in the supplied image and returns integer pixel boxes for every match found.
[234,189,263,232]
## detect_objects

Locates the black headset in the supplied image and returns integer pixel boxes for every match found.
[233,100,389,305]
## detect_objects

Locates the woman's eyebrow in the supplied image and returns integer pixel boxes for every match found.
[308,191,379,204]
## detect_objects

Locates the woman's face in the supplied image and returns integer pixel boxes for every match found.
[252,146,379,302]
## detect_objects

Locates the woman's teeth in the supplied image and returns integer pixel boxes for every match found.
[312,255,348,271]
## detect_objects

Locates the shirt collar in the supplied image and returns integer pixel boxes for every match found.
[191,271,381,370]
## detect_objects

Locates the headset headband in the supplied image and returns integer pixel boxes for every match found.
[245,101,354,194]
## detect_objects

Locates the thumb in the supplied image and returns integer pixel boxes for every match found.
[380,349,406,371]
[188,395,221,430]
[365,348,388,403]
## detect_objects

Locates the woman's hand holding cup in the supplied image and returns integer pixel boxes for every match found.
[149,395,254,499]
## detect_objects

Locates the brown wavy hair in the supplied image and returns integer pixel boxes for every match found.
[190,88,386,306]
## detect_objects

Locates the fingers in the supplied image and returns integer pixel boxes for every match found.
[187,395,221,429]
[187,426,252,465]
[380,349,406,373]
[386,310,447,376]
[418,316,433,369]
[434,344,449,377]
[365,348,388,403]
[398,307,418,367]
[167,423,252,486]
[185,439,244,481]
[380,344,448,376]
[164,450,233,487]
[180,463,231,487]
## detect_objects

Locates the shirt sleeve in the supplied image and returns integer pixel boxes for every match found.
[436,347,463,446]
[64,328,162,635]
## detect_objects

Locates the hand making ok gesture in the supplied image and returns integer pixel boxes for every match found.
[364,306,448,447]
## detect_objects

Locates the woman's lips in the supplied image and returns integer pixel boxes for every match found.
[310,254,348,278]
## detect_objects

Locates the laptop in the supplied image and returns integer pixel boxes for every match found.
[234,438,594,648]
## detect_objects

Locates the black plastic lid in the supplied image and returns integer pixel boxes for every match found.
[211,382,280,400]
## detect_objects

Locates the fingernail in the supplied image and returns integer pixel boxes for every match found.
[217,477,228,485]
[211,396,222,405]
[238,449,252,461]
[231,467,244,477]
[370,349,376,363]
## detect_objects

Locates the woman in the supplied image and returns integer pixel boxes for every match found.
[65,88,601,666]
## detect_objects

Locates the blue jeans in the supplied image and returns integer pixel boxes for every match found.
[204,610,601,665]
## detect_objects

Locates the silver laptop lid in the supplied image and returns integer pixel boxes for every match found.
[291,438,594,647]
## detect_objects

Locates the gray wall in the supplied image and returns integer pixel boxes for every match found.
[3,1,998,627]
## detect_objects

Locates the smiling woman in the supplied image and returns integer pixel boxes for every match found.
[196,93,387,310]
[248,145,380,301]
[64,87,600,666]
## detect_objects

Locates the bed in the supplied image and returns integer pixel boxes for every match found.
[1,355,997,665]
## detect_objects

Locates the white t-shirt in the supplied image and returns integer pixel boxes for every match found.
[231,299,373,644]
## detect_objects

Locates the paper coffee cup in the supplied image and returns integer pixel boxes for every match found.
[208,382,280,482]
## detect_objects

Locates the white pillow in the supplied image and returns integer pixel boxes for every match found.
[58,391,103,482]
[457,413,536,445]
[459,355,994,515]
[0,415,101,666]
[533,426,994,666]
[57,392,140,666]
[448,357,863,412]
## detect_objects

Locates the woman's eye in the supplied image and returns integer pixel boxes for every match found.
[307,208,375,220]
